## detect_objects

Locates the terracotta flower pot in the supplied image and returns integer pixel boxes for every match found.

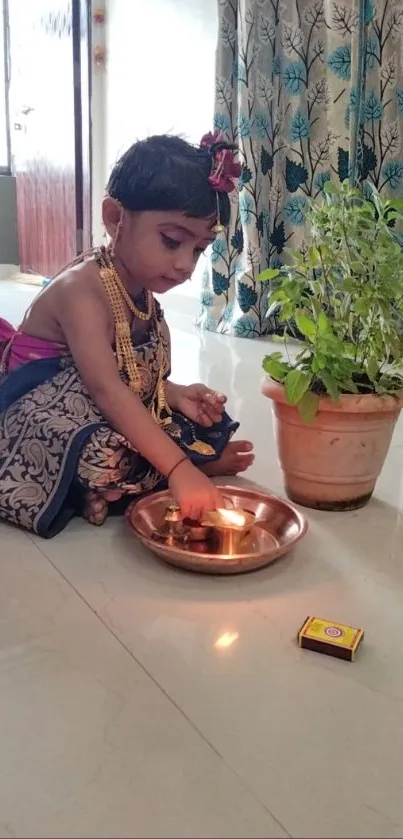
[262,378,402,511]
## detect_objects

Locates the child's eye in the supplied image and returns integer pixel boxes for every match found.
[161,233,181,250]
[194,247,205,257]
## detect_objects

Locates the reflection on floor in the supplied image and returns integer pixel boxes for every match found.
[1,280,403,839]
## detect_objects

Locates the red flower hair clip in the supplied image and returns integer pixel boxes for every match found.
[200,131,242,194]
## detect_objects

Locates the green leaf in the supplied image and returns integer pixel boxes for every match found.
[311,352,327,372]
[310,297,322,316]
[366,357,379,381]
[350,261,365,274]
[323,180,338,195]
[298,391,319,424]
[262,354,288,381]
[317,312,330,334]
[295,311,316,338]
[387,199,403,211]
[374,381,388,394]
[257,268,281,282]
[282,304,294,320]
[306,246,321,268]
[269,289,287,303]
[320,370,341,401]
[284,369,312,405]
[343,378,359,394]
[354,298,370,316]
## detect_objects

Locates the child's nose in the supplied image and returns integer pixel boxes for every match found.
[173,249,195,278]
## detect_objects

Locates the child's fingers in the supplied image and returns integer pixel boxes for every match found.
[203,395,226,414]
[196,409,213,427]
[202,405,224,424]
[203,390,227,405]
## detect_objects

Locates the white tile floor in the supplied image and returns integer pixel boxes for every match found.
[1,280,403,839]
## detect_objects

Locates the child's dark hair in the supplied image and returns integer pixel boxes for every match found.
[107,135,234,227]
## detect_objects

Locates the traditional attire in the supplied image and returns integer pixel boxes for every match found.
[0,253,238,537]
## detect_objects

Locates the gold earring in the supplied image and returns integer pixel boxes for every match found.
[212,220,224,234]
[212,193,224,234]
[108,210,123,258]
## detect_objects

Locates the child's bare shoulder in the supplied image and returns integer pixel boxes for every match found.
[25,258,112,334]
[49,259,110,315]
[54,259,103,297]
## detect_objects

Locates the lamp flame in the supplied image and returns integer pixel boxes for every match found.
[217,508,246,528]
[214,631,240,649]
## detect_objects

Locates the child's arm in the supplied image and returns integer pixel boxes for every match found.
[160,319,226,424]
[56,284,225,519]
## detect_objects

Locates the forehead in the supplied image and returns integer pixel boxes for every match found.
[138,211,216,240]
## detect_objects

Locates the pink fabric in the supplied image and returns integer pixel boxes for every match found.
[0,318,66,372]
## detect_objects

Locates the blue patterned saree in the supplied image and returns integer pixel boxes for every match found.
[0,307,238,537]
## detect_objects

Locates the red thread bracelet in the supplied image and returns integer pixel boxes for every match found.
[166,455,188,482]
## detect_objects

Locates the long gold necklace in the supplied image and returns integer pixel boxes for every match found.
[102,253,154,322]
[96,249,172,427]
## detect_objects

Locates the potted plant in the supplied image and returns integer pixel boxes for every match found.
[259,180,403,511]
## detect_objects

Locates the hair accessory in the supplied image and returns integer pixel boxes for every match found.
[200,131,242,194]
[200,131,242,234]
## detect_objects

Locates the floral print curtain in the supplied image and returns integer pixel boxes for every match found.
[197,0,403,337]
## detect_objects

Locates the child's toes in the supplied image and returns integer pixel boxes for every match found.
[231,452,254,473]
[239,453,255,470]
[83,491,109,526]
[233,440,254,454]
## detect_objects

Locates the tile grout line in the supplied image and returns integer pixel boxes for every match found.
[28,531,292,839]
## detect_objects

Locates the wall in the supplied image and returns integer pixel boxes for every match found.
[105,0,217,164]
[0,176,19,265]
[91,0,218,305]
[91,0,107,245]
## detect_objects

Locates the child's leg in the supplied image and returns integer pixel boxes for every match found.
[200,440,254,477]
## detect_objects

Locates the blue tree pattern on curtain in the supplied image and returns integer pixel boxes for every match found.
[197,0,403,337]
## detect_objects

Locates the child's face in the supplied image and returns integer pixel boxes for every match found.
[104,202,217,293]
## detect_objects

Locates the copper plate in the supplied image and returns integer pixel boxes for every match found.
[126,485,308,575]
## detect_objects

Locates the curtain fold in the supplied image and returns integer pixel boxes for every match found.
[197,0,403,337]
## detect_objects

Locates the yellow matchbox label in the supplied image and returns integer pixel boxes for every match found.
[299,617,363,650]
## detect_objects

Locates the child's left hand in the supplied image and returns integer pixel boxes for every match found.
[172,384,227,426]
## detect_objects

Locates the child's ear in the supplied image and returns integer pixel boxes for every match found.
[102,196,123,238]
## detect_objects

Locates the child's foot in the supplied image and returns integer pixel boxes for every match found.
[201,440,254,477]
[83,489,122,525]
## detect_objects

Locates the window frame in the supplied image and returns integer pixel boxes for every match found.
[0,0,11,175]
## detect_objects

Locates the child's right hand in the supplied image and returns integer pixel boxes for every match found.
[168,460,225,521]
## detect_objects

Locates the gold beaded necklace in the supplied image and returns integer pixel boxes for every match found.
[96,248,172,427]
[102,255,154,322]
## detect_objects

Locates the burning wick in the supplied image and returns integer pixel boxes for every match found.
[214,631,240,649]
[217,508,246,528]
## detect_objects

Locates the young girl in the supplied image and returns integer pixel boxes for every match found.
[0,134,254,537]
